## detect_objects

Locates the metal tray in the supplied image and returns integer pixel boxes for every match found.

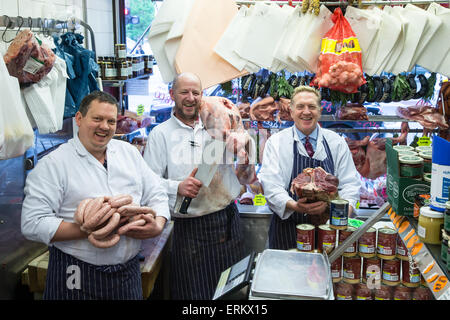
[250,249,333,300]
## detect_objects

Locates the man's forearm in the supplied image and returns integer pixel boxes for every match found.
[50,221,88,242]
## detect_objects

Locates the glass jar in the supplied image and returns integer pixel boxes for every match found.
[415,145,432,153]
[397,150,418,157]
[399,155,424,179]
[116,60,128,80]
[419,151,432,173]
[418,206,444,245]
[114,43,127,60]
[393,145,415,152]
[104,61,117,80]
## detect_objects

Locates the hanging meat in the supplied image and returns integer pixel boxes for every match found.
[237,102,251,119]
[346,122,410,180]
[249,96,279,121]
[336,103,369,120]
[396,105,449,130]
[277,97,293,122]
[3,29,56,84]
[437,81,450,141]
[290,167,339,203]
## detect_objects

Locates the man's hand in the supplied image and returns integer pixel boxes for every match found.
[177,168,202,198]
[286,198,327,216]
[122,215,167,240]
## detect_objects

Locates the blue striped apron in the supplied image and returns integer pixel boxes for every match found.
[170,202,244,300]
[268,130,335,250]
[43,246,143,300]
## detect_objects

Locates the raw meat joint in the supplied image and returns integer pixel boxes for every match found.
[346,122,409,179]
[249,96,279,122]
[290,167,339,202]
[3,29,56,84]
[336,103,369,120]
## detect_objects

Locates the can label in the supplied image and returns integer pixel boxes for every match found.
[330,200,349,227]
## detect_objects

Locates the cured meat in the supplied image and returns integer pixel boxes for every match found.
[3,29,56,84]
[277,97,293,122]
[237,102,251,119]
[249,96,279,121]
[336,103,369,120]
[290,167,339,202]
[346,122,409,179]
[396,105,449,130]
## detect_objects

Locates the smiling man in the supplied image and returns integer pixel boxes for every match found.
[21,91,170,300]
[258,86,360,250]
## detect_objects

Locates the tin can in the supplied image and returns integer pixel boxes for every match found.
[377,228,397,260]
[396,235,409,260]
[382,258,401,286]
[362,256,381,284]
[296,224,315,252]
[374,284,393,300]
[330,199,349,230]
[355,283,373,300]
[317,224,337,254]
[338,226,357,257]
[335,282,353,300]
[343,256,362,284]
[331,256,343,283]
[393,285,412,300]
[358,227,376,258]
[401,259,420,288]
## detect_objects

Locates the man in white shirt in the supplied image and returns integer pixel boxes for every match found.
[259,86,360,250]
[143,72,256,300]
[21,91,170,300]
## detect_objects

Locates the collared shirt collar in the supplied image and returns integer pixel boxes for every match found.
[73,133,117,158]
[294,125,319,142]
[171,109,204,130]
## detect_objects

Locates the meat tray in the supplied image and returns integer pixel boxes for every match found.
[249,249,334,300]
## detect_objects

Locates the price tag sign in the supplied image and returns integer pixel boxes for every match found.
[253,194,267,206]
[136,104,145,116]
[417,136,432,146]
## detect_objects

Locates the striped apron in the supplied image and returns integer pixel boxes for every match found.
[43,246,143,300]
[268,131,335,250]
[170,202,244,300]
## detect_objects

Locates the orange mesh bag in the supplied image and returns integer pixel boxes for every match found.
[313,8,365,94]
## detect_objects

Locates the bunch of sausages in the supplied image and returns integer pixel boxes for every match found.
[74,194,156,248]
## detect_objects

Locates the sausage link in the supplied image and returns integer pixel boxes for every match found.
[74,198,92,225]
[83,196,105,222]
[118,219,146,235]
[83,203,112,231]
[88,233,120,248]
[109,194,133,208]
[91,212,121,240]
[97,207,117,227]
[117,203,140,216]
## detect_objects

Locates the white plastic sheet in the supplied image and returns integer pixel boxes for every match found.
[0,52,34,160]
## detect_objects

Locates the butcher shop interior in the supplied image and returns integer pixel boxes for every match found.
[1,0,450,303]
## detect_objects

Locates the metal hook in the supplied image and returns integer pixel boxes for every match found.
[16,16,24,35]
[2,15,14,43]
[27,17,33,30]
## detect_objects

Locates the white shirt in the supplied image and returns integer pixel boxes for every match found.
[258,125,361,220]
[143,115,250,217]
[21,135,170,265]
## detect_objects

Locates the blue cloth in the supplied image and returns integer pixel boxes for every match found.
[52,33,99,118]
[294,125,319,152]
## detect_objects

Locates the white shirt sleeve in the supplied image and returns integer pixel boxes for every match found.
[143,127,181,198]
[258,134,295,220]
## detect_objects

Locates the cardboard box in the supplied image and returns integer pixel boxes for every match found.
[386,139,430,216]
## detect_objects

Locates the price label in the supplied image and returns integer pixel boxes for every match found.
[136,104,145,116]
[253,194,267,206]
[433,276,448,293]
[417,136,432,146]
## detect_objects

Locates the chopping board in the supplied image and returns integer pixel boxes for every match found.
[174,0,248,89]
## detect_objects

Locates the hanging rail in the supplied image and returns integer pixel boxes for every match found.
[236,0,450,6]
[0,15,96,56]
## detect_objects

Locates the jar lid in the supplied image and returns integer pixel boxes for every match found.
[399,155,423,165]
[423,173,432,182]
[415,146,432,153]
[420,206,444,219]
[394,145,415,151]
[418,151,432,159]
[446,201,450,209]
[398,150,417,157]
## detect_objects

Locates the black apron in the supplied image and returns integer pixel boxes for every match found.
[43,246,143,300]
[170,202,243,300]
[268,130,335,250]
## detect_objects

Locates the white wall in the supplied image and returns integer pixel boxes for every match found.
[0,0,114,56]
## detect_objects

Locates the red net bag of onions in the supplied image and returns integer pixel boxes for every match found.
[312,8,365,94]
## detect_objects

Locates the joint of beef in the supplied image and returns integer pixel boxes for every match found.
[396,105,448,130]
[277,97,293,122]
[290,167,339,202]
[336,103,369,120]
[3,29,56,84]
[249,96,279,121]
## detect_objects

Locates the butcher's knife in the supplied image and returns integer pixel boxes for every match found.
[178,139,226,214]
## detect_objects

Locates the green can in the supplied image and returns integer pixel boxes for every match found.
[399,155,424,179]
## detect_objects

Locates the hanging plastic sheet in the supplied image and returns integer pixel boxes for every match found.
[0,52,34,160]
[53,32,99,118]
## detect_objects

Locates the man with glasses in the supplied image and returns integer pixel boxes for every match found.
[258,86,360,250]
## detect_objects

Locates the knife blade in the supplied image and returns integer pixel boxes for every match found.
[178,139,226,214]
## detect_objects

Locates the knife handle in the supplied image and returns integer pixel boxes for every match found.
[179,197,192,214]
